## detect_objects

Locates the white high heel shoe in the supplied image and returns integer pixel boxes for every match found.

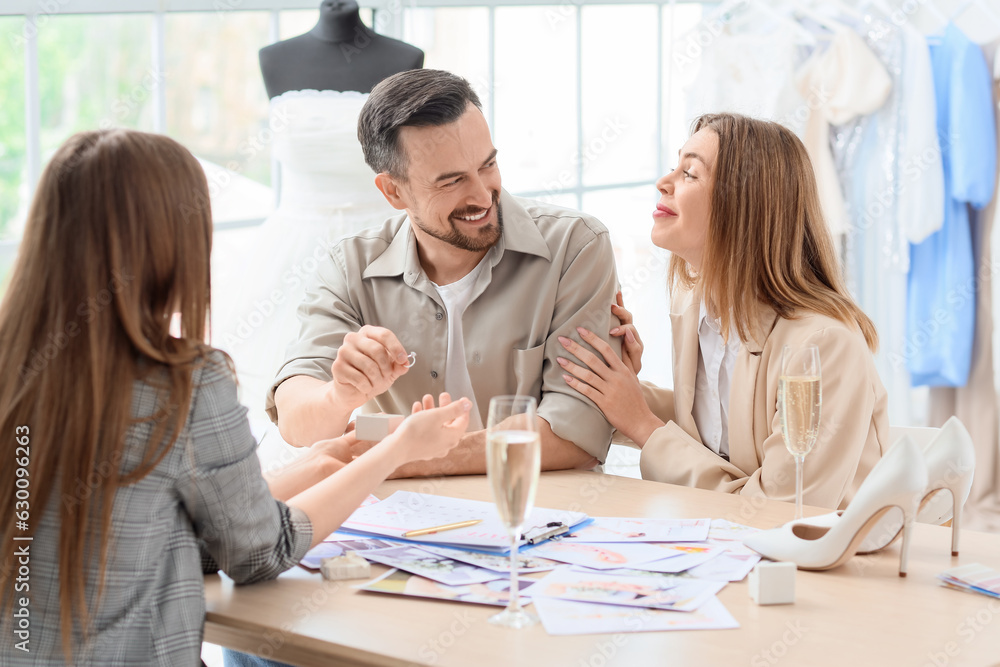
[792,416,976,557]
[743,437,928,576]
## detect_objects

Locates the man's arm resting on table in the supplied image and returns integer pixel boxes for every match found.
[273,375,356,447]
[390,416,597,478]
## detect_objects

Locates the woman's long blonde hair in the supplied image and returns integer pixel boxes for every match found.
[669,113,878,351]
[0,129,215,659]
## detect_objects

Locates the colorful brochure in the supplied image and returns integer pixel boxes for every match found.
[339,490,588,554]
[938,563,1000,599]
[418,545,561,574]
[356,568,534,607]
[708,518,763,542]
[526,540,682,570]
[358,545,505,586]
[563,517,711,543]
[534,596,739,635]
[300,532,398,570]
[526,568,725,612]
[633,543,727,574]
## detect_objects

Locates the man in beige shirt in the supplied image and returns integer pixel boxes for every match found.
[266,69,621,477]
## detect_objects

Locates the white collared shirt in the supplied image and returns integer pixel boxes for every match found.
[430,256,488,431]
[692,301,741,459]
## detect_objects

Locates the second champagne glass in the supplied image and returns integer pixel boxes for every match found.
[778,344,822,520]
[486,395,541,629]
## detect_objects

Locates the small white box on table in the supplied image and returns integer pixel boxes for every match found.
[355,413,405,441]
[748,561,796,605]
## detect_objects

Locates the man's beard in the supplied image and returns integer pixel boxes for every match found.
[414,191,503,252]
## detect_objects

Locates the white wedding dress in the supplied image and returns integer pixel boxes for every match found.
[214,90,395,420]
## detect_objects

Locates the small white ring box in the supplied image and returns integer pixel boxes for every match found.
[320,552,371,581]
[355,413,405,441]
[748,561,796,605]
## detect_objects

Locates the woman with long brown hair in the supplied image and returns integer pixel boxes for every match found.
[0,129,471,666]
[557,112,888,510]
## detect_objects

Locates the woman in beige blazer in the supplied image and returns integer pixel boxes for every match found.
[557,113,889,510]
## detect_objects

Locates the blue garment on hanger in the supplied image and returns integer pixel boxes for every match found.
[907,23,996,387]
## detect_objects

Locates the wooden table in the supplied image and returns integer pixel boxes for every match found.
[204,471,1000,667]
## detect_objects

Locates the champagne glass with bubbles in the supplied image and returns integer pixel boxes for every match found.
[486,395,541,628]
[778,345,822,520]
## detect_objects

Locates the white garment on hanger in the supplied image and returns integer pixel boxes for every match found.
[681,19,810,135]
[899,25,945,244]
[796,27,892,236]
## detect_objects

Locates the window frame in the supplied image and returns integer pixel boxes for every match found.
[0,0,695,254]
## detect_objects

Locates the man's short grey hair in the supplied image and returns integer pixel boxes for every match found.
[358,69,483,179]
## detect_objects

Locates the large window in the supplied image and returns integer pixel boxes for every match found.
[38,14,154,156]
[165,11,275,221]
[1,1,710,388]
[0,17,27,243]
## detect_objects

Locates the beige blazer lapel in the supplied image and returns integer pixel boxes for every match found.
[727,302,780,475]
[669,291,701,438]
[728,349,762,475]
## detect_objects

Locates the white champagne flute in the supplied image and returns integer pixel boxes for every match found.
[486,395,541,629]
[778,345,822,520]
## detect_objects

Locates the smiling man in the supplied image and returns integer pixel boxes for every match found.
[266,69,621,477]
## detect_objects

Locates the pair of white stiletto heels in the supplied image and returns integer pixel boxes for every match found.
[743,417,976,576]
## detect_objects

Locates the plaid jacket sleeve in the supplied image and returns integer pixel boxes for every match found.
[177,351,313,584]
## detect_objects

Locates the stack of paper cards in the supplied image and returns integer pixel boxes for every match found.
[358,545,505,586]
[331,497,765,636]
[525,568,725,611]
[339,491,588,554]
[418,545,561,574]
[357,569,534,607]
[300,532,399,570]
[561,518,711,543]
[708,518,763,542]
[526,540,679,570]
[684,543,761,582]
[939,563,1000,599]
[533,597,739,635]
